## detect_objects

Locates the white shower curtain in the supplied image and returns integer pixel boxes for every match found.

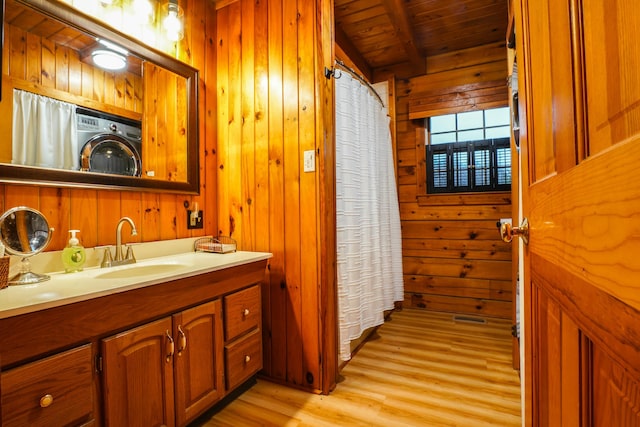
[335,71,404,361]
[12,89,78,170]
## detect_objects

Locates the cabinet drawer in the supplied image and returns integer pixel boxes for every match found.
[224,284,261,340]
[224,328,262,391]
[1,344,94,427]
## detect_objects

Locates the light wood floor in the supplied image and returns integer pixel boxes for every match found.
[192,309,522,426]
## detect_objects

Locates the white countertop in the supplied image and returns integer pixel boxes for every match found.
[0,251,272,319]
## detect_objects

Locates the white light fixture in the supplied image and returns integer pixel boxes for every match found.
[91,39,129,71]
[92,50,127,71]
[162,0,184,42]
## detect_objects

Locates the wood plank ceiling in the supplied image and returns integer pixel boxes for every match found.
[335,0,508,80]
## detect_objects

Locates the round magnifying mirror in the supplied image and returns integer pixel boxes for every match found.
[0,206,54,285]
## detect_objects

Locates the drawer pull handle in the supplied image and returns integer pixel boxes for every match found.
[177,325,187,356]
[165,330,175,362]
[243,308,250,317]
[40,394,54,408]
[245,355,251,363]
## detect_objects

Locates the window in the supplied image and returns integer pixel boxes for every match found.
[426,107,511,194]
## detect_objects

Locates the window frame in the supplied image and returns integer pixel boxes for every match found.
[414,107,513,206]
[426,137,512,194]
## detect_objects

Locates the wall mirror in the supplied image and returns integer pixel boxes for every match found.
[0,0,199,193]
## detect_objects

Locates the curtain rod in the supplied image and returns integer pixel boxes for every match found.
[327,59,385,107]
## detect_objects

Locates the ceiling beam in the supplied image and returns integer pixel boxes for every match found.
[334,26,374,82]
[380,0,426,74]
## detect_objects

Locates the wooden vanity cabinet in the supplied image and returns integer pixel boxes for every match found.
[0,259,268,427]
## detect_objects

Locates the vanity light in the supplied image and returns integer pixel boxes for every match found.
[91,39,129,71]
[162,0,184,42]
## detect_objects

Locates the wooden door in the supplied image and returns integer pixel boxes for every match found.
[516,0,640,425]
[102,317,176,427]
[173,300,224,427]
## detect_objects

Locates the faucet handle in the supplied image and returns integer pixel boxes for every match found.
[124,244,136,263]
[100,247,113,268]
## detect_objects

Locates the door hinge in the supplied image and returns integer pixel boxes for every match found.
[96,355,103,373]
[511,324,518,338]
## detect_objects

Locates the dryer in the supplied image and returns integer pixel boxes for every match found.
[77,107,142,177]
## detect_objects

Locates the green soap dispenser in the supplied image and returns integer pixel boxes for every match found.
[62,230,86,273]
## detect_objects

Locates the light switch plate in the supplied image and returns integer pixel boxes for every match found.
[303,150,315,172]
[187,210,204,229]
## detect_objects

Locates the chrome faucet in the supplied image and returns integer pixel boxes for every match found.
[115,216,137,262]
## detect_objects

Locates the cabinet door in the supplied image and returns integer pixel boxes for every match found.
[102,317,175,427]
[173,300,224,427]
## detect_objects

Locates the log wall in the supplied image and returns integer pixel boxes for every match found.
[396,44,513,319]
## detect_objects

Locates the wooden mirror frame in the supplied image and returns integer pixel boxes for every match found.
[0,0,199,194]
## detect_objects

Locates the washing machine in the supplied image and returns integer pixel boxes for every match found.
[77,107,142,177]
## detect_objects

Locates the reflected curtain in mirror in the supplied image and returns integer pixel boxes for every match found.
[12,90,78,170]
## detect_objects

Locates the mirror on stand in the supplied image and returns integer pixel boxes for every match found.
[0,206,53,285]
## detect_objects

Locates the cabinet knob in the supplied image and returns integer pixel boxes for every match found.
[243,308,250,317]
[40,394,54,408]
[244,355,251,363]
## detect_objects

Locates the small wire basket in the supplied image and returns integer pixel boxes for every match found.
[194,236,237,254]
[0,256,10,290]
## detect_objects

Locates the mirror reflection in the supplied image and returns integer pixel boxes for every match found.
[0,0,199,193]
[0,206,51,255]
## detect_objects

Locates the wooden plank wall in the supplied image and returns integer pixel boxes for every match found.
[142,63,188,182]
[396,44,513,319]
[213,0,335,393]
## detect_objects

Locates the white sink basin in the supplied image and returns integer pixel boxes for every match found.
[95,263,190,279]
